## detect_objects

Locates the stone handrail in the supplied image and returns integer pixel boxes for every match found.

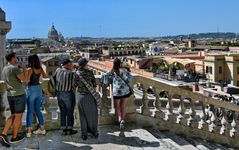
[1,75,239,147]
[130,75,239,148]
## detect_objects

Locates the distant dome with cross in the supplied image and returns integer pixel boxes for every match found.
[48,24,59,41]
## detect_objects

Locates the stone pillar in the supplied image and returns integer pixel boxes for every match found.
[0,81,6,127]
[0,8,11,80]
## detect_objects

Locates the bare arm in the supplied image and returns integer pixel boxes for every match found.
[17,65,27,83]
[41,67,47,78]
[24,68,33,84]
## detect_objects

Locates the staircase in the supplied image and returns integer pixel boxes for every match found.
[1,124,234,150]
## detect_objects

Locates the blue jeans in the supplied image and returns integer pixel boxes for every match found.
[56,91,75,129]
[26,85,44,127]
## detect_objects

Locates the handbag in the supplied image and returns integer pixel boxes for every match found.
[78,74,101,106]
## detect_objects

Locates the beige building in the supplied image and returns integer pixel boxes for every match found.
[204,54,239,86]
[102,45,146,57]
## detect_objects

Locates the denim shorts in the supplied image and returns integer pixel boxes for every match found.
[7,94,26,114]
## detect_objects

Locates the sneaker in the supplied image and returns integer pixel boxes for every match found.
[10,135,25,144]
[26,132,31,138]
[33,128,46,135]
[67,129,78,135]
[62,129,67,135]
[0,134,10,147]
[81,135,87,140]
[120,120,125,130]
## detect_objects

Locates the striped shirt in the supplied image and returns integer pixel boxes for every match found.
[54,68,74,92]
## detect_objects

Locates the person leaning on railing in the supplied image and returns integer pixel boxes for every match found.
[101,58,132,130]
[25,54,47,138]
[73,57,99,140]
[0,52,27,147]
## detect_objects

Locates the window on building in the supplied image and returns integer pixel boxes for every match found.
[206,66,212,74]
[219,66,222,74]
[49,71,53,76]
[237,81,239,86]
[237,67,239,74]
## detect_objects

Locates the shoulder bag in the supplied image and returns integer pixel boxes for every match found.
[78,74,101,106]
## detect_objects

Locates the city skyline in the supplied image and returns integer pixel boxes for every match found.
[1,0,239,39]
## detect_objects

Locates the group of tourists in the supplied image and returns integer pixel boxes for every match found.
[0,52,132,148]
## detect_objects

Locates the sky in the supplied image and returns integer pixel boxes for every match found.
[1,0,239,38]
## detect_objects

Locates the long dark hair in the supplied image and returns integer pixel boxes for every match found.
[28,54,41,69]
[112,58,121,75]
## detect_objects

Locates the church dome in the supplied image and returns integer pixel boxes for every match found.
[0,8,6,21]
[48,25,59,41]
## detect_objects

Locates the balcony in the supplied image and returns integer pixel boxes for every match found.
[0,76,238,149]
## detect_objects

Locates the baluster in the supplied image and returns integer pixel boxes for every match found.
[164,96,173,121]
[141,84,150,116]
[219,108,227,135]
[198,102,206,129]
[126,82,137,114]
[100,83,109,116]
[109,84,115,114]
[187,99,196,126]
[176,97,185,124]
[153,87,161,119]
[208,105,216,132]
[230,111,238,137]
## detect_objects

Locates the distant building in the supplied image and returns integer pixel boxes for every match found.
[41,56,60,76]
[9,39,40,50]
[79,49,99,60]
[102,45,146,57]
[146,42,164,56]
[204,53,239,86]
[48,25,60,41]
[192,46,228,52]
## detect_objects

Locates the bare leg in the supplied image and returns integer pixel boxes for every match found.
[120,98,127,121]
[114,100,121,122]
[26,127,31,133]
[2,115,15,135]
[12,113,23,138]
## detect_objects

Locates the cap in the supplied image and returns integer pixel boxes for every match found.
[78,57,88,65]
[61,58,72,66]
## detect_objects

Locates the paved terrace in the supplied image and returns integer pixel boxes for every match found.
[0,125,234,150]
[1,76,239,149]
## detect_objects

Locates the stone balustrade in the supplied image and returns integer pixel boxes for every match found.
[130,75,239,148]
[1,75,239,148]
